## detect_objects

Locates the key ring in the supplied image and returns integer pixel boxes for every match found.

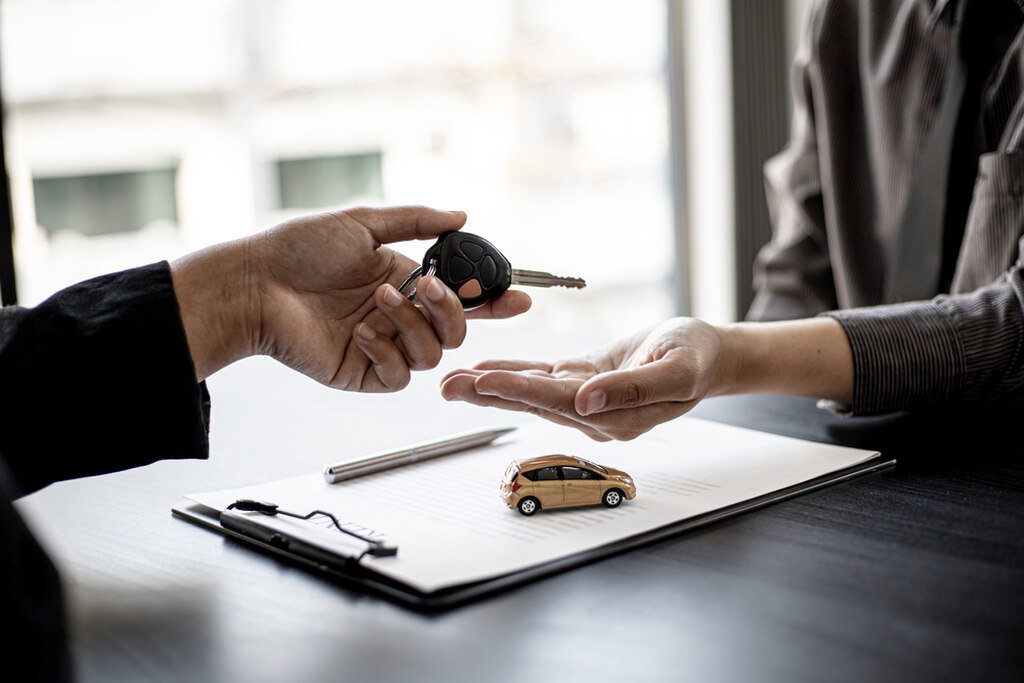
[396,260,437,301]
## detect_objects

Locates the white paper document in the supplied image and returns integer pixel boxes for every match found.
[185,417,883,594]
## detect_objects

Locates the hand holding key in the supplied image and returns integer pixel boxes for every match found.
[176,207,532,393]
[399,231,586,308]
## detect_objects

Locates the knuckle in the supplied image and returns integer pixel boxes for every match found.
[382,367,411,390]
[440,326,467,351]
[423,347,444,369]
[336,376,359,392]
[546,388,580,416]
[619,381,651,408]
[408,358,434,372]
[330,362,362,392]
[540,397,566,413]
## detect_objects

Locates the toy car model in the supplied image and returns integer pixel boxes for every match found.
[500,454,636,516]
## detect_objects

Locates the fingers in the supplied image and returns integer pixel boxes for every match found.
[440,359,702,441]
[361,277,466,370]
[465,290,533,320]
[350,322,412,391]
[439,371,612,441]
[343,274,532,393]
[347,206,467,245]
[574,362,693,417]
[471,370,582,416]
[442,369,597,436]
[344,275,466,391]
[447,359,555,374]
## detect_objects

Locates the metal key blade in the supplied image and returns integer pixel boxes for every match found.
[510,269,586,289]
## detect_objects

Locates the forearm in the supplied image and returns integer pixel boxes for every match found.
[170,237,259,382]
[716,317,854,405]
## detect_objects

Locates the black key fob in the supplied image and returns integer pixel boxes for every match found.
[422,232,513,309]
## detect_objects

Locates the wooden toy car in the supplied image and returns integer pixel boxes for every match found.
[500,454,636,515]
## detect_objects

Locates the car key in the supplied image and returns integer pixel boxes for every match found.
[398,231,585,309]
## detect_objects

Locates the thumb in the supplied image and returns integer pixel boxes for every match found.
[575,361,688,416]
[352,206,467,245]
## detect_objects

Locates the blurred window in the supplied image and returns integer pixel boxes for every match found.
[33,168,178,237]
[277,153,383,211]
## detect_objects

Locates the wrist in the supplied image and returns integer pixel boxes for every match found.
[170,237,261,381]
[714,318,854,403]
[714,321,757,396]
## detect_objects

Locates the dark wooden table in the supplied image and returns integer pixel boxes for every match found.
[17,356,1024,683]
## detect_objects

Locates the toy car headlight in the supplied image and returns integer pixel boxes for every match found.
[619,477,633,484]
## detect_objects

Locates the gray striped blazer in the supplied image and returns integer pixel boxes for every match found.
[747,0,1024,414]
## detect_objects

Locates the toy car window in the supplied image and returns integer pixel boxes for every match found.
[534,467,559,481]
[574,457,607,474]
[504,464,519,482]
[562,467,596,480]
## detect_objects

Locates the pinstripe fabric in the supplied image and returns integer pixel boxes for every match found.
[746,0,1024,414]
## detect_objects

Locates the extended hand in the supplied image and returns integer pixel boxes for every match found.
[173,205,532,390]
[441,317,726,441]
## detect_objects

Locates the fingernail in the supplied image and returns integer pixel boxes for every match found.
[355,324,376,341]
[383,286,404,308]
[584,390,606,415]
[424,277,446,302]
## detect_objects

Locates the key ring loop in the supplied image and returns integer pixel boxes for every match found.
[396,260,437,301]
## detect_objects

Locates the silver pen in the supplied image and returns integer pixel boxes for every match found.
[323,426,517,484]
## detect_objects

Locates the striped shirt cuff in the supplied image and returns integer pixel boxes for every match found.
[823,273,1024,415]
[826,302,965,414]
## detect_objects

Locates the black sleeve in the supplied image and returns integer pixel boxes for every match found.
[0,261,210,496]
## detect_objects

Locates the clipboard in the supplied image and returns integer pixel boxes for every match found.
[172,442,894,611]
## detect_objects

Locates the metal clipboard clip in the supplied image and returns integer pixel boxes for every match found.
[221,499,398,561]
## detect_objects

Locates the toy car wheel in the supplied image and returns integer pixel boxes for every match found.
[603,489,623,507]
[518,497,540,516]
